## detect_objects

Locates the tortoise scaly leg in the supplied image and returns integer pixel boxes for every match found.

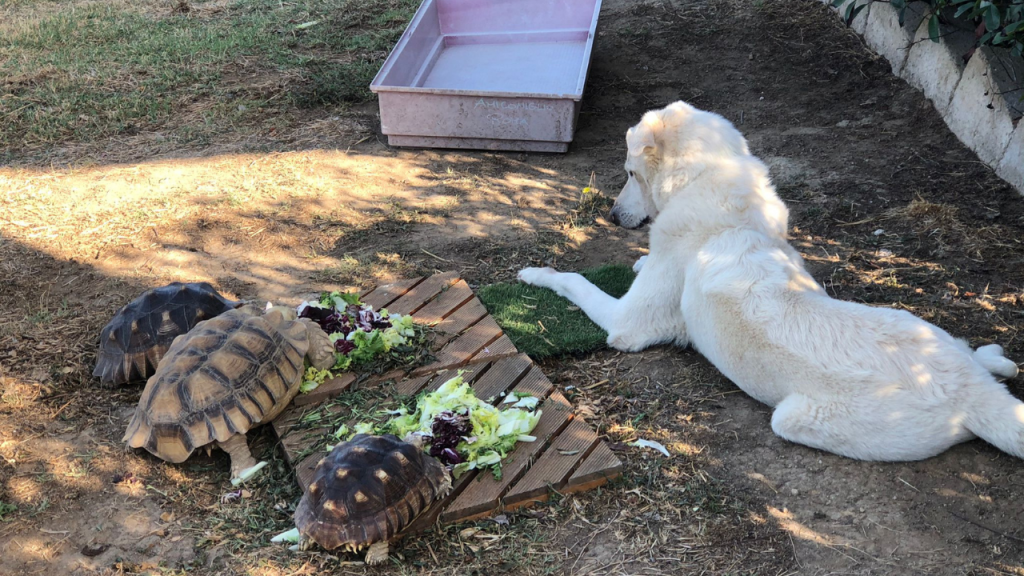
[217,433,265,485]
[364,541,389,565]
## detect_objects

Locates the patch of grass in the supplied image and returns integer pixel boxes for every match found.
[0,0,418,151]
[477,264,636,359]
[0,501,17,521]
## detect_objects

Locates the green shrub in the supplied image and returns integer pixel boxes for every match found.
[835,0,1023,58]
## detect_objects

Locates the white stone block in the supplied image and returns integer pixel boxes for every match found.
[863,1,929,75]
[983,46,1024,122]
[901,18,975,115]
[997,122,1024,194]
[945,49,1017,166]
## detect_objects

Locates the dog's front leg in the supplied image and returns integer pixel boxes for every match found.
[517,267,620,332]
[603,249,688,352]
[519,248,688,353]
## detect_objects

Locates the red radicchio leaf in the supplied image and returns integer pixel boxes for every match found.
[429,411,471,464]
[300,306,350,335]
[334,339,356,355]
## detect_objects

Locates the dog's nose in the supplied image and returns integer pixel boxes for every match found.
[609,210,620,226]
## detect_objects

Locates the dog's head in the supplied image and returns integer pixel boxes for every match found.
[609,101,751,229]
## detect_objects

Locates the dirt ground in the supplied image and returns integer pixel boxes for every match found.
[3,0,1024,574]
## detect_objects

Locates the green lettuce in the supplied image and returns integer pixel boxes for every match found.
[385,374,541,479]
[299,366,334,393]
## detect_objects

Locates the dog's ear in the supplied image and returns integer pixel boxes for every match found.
[627,118,659,157]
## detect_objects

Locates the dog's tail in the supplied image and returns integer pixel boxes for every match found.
[964,380,1024,459]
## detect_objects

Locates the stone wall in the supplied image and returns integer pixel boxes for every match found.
[829,1,1023,193]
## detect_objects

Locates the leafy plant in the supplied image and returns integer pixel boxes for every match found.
[837,0,1024,58]
[0,501,17,521]
[833,0,871,26]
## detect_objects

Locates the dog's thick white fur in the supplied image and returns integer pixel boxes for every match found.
[519,101,1024,461]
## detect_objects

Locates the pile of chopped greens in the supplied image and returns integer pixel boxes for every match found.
[347,374,541,480]
[296,291,432,392]
[391,374,541,479]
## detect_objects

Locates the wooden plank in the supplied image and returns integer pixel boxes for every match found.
[295,450,323,489]
[276,395,349,466]
[470,355,533,403]
[420,361,493,394]
[430,298,488,347]
[393,373,436,396]
[442,390,573,522]
[470,334,518,363]
[386,271,460,316]
[506,365,553,398]
[279,426,314,465]
[272,405,303,438]
[362,276,425,309]
[501,419,599,509]
[564,442,622,492]
[420,315,502,374]
[293,373,356,407]
[414,280,475,324]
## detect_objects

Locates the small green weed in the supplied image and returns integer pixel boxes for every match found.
[0,502,17,521]
[565,177,614,230]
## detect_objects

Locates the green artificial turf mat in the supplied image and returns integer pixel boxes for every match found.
[476,264,636,359]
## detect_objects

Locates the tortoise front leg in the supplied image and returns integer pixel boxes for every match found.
[364,541,390,565]
[217,433,266,484]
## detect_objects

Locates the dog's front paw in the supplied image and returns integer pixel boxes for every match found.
[632,255,648,273]
[518,267,559,287]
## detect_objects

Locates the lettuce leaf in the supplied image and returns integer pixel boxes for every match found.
[299,366,335,394]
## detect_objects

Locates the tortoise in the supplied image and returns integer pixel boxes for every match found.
[122,304,336,482]
[94,282,242,386]
[294,433,451,564]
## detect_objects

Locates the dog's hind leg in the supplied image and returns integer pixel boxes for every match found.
[973,344,1019,379]
[770,393,972,461]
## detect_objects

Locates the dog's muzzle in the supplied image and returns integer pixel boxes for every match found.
[608,206,650,229]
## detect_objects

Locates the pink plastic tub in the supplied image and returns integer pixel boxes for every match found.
[370,0,602,153]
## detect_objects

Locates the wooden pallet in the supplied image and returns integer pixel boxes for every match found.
[273,272,622,527]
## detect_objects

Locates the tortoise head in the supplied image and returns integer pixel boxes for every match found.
[233,303,265,317]
[264,305,298,321]
[297,317,336,370]
[401,432,430,451]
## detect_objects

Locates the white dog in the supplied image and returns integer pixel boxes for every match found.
[519,101,1024,461]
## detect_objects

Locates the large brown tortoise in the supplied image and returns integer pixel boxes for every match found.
[94,282,241,386]
[123,304,336,482]
[293,434,451,564]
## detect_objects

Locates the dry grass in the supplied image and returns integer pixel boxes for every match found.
[4,0,1024,574]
